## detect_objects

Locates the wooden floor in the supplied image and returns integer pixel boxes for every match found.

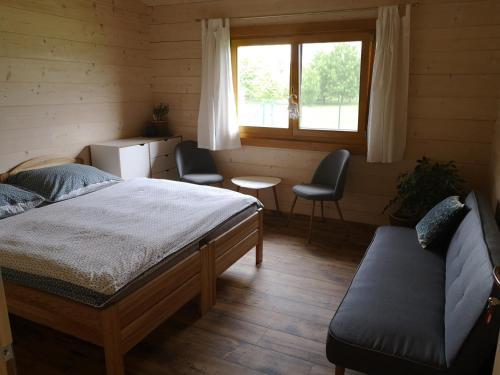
[9,213,376,375]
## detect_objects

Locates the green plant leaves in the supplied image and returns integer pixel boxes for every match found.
[384,157,465,220]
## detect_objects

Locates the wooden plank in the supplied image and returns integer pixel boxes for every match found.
[409,74,500,98]
[101,305,124,375]
[412,1,500,30]
[215,230,259,276]
[151,76,201,93]
[411,25,500,53]
[121,274,201,352]
[4,282,102,346]
[410,50,500,75]
[117,252,201,328]
[0,5,148,50]
[405,139,492,165]
[200,244,216,313]
[0,0,150,31]
[1,155,81,182]
[0,101,151,131]
[407,118,494,144]
[408,97,499,121]
[151,0,408,24]
[0,32,150,67]
[0,57,151,84]
[0,277,13,375]
[150,22,201,42]
[213,212,260,257]
[0,82,151,106]
[151,58,201,77]
[151,92,200,110]
[150,41,201,59]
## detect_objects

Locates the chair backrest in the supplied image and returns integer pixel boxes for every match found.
[444,192,500,372]
[311,149,350,199]
[175,140,218,178]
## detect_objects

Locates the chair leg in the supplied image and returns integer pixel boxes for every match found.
[287,195,298,226]
[335,366,345,375]
[320,200,325,222]
[335,201,344,221]
[272,186,281,215]
[308,200,315,243]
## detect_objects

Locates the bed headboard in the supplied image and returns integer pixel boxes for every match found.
[0,156,83,182]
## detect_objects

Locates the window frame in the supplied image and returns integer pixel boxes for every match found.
[230,20,376,153]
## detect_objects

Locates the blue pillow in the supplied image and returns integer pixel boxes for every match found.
[0,184,45,219]
[416,196,466,249]
[7,164,121,202]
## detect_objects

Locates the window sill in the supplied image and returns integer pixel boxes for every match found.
[240,136,366,154]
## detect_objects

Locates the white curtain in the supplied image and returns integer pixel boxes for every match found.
[197,18,241,150]
[367,5,411,163]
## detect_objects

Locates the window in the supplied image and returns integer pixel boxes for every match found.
[231,21,375,152]
[237,44,291,129]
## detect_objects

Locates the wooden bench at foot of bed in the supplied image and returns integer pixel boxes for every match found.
[4,208,263,375]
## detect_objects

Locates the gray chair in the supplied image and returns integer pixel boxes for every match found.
[288,149,350,243]
[175,140,224,186]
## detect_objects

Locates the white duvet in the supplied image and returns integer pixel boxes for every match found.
[0,178,259,295]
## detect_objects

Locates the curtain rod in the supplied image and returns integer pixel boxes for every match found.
[195,2,418,22]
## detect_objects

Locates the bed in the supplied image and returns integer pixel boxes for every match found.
[0,156,264,375]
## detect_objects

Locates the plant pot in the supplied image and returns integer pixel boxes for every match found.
[144,121,171,137]
[389,213,418,228]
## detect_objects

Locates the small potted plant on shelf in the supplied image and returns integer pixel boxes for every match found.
[384,157,465,227]
[152,103,169,123]
[145,103,170,137]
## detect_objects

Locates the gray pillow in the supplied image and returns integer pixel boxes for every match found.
[7,164,121,202]
[416,196,466,249]
[0,184,45,219]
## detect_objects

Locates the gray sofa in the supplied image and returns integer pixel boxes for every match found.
[327,192,500,375]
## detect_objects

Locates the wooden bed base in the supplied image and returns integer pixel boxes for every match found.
[1,155,264,374]
[4,207,263,375]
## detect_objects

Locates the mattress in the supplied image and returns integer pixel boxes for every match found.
[0,178,261,307]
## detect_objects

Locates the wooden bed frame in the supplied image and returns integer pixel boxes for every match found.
[0,156,264,375]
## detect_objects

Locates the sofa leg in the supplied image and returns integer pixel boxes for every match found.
[335,366,345,375]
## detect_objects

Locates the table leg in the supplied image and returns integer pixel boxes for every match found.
[272,186,281,215]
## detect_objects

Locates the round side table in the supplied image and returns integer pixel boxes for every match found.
[231,176,282,214]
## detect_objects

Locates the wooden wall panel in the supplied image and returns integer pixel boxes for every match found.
[0,0,152,171]
[150,0,500,225]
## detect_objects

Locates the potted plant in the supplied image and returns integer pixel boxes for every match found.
[384,157,465,227]
[152,103,169,122]
[145,103,170,137]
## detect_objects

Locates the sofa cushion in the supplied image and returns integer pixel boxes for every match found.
[416,196,466,249]
[444,192,495,367]
[327,226,447,374]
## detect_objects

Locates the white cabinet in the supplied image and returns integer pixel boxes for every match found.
[91,136,181,180]
[148,138,179,179]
